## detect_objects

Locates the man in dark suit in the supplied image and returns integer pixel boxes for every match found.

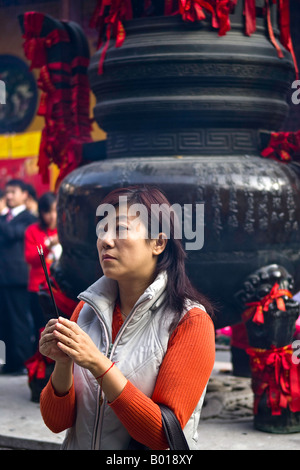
[0,179,37,374]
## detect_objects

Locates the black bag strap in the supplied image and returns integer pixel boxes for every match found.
[128,404,190,450]
[158,404,190,450]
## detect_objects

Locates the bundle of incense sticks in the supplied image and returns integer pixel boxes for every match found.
[37,245,59,318]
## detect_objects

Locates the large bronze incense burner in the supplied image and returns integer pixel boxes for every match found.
[58,2,300,325]
[20,1,300,432]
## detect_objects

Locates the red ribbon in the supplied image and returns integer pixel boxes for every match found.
[90,0,108,29]
[247,345,300,415]
[37,66,72,118]
[91,1,298,79]
[24,351,47,382]
[244,0,256,36]
[23,27,70,70]
[21,11,92,184]
[23,11,44,36]
[91,0,133,74]
[261,130,300,163]
[242,282,292,325]
[178,0,214,22]
[71,56,90,68]
[22,11,45,68]
[278,0,299,79]
[265,0,284,59]
[214,0,231,36]
[24,340,54,383]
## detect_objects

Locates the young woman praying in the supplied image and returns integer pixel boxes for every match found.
[39,185,215,450]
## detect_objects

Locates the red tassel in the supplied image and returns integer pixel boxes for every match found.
[266,0,284,58]
[278,0,299,79]
[244,0,256,36]
[242,282,293,325]
[215,0,231,36]
[247,346,300,416]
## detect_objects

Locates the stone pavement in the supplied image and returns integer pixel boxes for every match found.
[0,372,64,450]
[1,349,300,450]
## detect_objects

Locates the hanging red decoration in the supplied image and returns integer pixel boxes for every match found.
[247,345,300,416]
[90,0,133,74]
[244,0,256,36]
[90,0,298,78]
[20,13,93,187]
[242,282,293,325]
[261,131,300,163]
[277,0,299,79]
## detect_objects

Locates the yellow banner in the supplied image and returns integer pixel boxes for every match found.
[0,135,10,158]
[0,131,41,159]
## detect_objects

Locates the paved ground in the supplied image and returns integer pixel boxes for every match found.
[1,349,300,450]
[0,372,64,450]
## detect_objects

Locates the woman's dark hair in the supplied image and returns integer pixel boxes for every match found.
[99,185,215,329]
[38,191,57,228]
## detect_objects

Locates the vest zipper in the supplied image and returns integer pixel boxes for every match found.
[76,294,111,449]
[77,293,152,449]
[107,342,113,357]
[108,294,152,358]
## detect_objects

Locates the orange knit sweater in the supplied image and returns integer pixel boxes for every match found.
[40,301,215,450]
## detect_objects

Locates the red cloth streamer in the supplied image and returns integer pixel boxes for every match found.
[247,345,300,415]
[242,282,293,325]
[277,0,299,79]
[22,12,45,68]
[261,130,300,163]
[214,0,231,36]
[265,0,284,59]
[90,0,298,78]
[91,0,133,74]
[24,346,54,382]
[178,0,214,22]
[21,12,92,185]
[23,27,70,70]
[244,0,256,36]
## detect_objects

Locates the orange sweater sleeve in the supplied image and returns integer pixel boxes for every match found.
[109,308,215,449]
[39,301,85,433]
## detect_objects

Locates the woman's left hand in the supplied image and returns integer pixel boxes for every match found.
[53,317,104,376]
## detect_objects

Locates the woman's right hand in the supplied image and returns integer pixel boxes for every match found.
[39,319,73,365]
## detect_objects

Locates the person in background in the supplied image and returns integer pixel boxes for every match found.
[0,189,8,216]
[25,183,39,217]
[25,192,62,345]
[0,179,37,374]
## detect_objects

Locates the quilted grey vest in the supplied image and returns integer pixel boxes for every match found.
[62,271,208,450]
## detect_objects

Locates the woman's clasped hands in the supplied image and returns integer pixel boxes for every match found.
[39,317,103,376]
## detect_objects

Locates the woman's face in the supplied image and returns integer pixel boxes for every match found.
[96,205,166,283]
[42,202,57,229]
